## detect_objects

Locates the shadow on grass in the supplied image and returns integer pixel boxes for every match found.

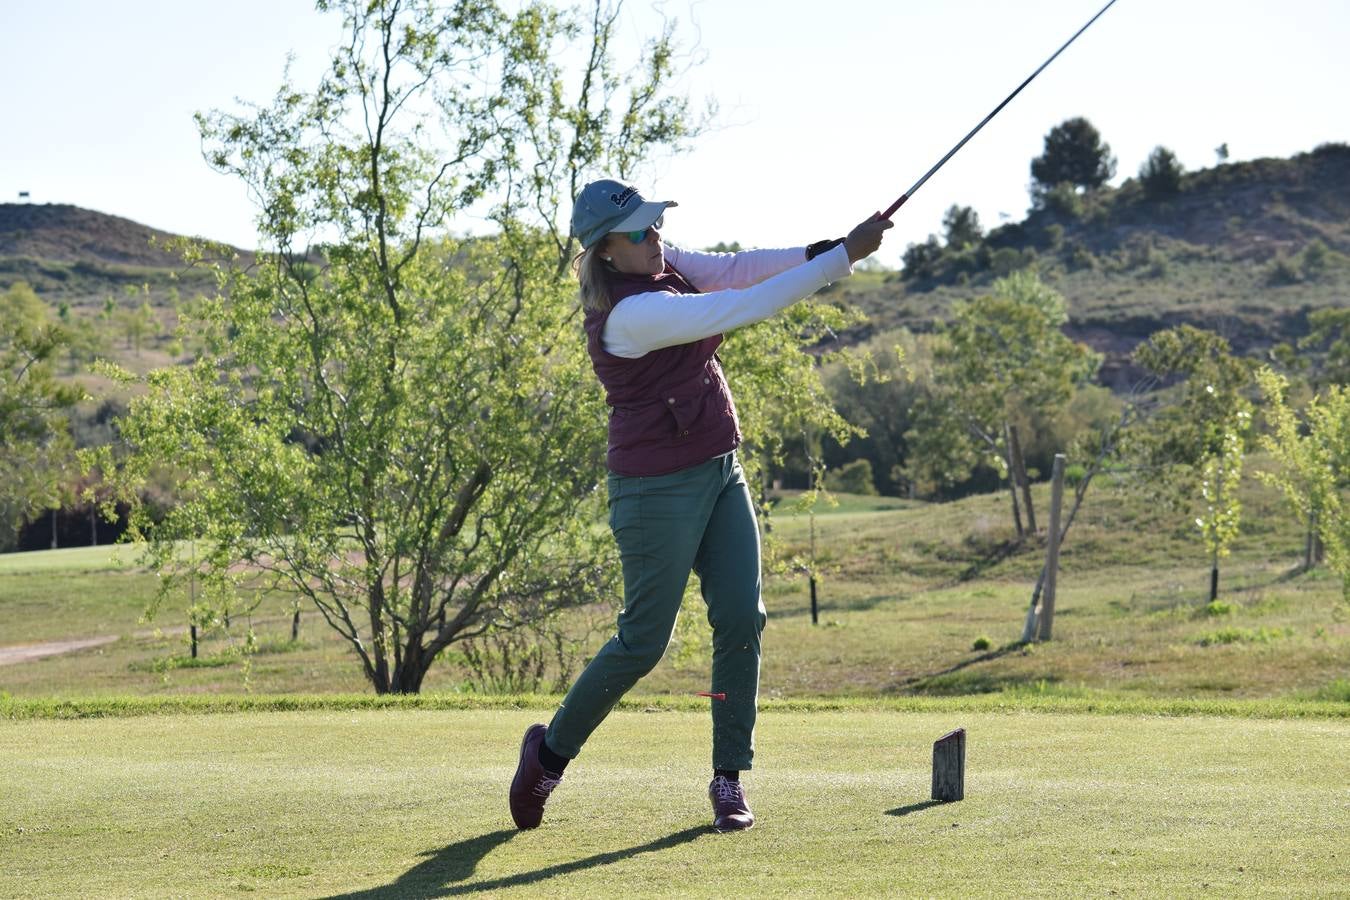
[886,799,945,817]
[324,823,709,899]
[896,643,1027,694]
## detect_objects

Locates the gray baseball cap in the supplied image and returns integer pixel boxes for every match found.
[571,179,677,249]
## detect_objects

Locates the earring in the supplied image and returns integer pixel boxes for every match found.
[602,256,612,261]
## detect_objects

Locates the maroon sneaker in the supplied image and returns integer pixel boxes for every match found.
[509,723,562,829]
[709,775,754,832]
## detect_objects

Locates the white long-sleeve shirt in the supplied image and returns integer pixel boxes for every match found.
[600,242,853,358]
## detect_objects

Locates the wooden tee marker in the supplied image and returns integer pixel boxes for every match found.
[931,728,966,802]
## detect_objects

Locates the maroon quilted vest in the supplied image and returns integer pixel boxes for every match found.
[584,265,741,476]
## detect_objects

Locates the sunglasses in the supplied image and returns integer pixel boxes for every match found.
[623,215,663,244]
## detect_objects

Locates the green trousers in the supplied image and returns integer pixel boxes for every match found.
[546,451,766,771]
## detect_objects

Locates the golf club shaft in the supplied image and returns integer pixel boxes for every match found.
[879,0,1119,220]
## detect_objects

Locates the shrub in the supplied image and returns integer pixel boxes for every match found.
[1039,182,1085,218]
[989,246,1026,276]
[826,458,879,495]
[1203,599,1234,617]
[1067,242,1096,271]
[901,235,944,281]
[1300,239,1330,279]
[1266,256,1302,286]
[1195,626,1292,647]
[972,635,992,651]
[1140,145,1185,197]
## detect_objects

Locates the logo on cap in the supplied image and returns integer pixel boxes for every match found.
[610,186,638,209]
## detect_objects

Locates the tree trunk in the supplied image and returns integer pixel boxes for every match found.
[1210,564,1220,602]
[291,608,301,641]
[1036,455,1066,642]
[1008,424,1037,534]
[51,508,58,550]
[90,505,98,546]
[392,649,430,694]
[1004,427,1024,539]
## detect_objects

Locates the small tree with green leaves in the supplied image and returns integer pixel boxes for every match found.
[1,282,84,550]
[905,271,1100,532]
[92,0,858,694]
[942,205,983,250]
[1128,326,1256,595]
[1298,307,1350,388]
[1139,145,1185,197]
[1030,117,1116,199]
[92,0,709,694]
[1256,368,1350,600]
[1195,404,1251,601]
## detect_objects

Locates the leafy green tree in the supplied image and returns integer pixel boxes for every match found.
[900,234,943,281]
[905,272,1100,531]
[1030,117,1116,198]
[1257,368,1350,602]
[92,0,706,694]
[825,458,877,496]
[1,282,84,550]
[1139,145,1184,197]
[823,330,927,497]
[1298,307,1350,387]
[942,205,982,250]
[1126,326,1259,595]
[1195,404,1251,600]
[93,0,849,695]
[1127,326,1254,502]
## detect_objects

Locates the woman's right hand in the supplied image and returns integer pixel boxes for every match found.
[844,213,894,264]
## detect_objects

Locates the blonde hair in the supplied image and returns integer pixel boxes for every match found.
[574,241,615,312]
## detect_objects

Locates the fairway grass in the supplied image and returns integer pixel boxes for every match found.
[2,707,1346,898]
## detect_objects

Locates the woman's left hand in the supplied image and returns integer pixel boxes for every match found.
[844,213,894,264]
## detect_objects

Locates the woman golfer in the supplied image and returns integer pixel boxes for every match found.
[510,179,891,832]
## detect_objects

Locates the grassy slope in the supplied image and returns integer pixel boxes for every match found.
[0,472,1346,702]
[832,147,1350,380]
[1,708,1346,898]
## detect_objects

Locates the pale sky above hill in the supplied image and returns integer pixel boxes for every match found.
[3,0,1347,267]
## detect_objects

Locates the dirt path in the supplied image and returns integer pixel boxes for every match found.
[0,615,293,667]
[0,636,119,666]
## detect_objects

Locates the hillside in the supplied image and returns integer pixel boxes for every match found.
[834,143,1350,385]
[0,203,248,303]
[4,148,1348,383]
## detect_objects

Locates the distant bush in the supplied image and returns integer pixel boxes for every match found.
[1040,182,1085,219]
[901,235,943,281]
[1266,255,1302,286]
[972,635,992,651]
[1300,239,1330,279]
[826,458,879,496]
[1066,242,1096,271]
[1140,145,1185,197]
[1310,142,1350,159]
[989,247,1026,276]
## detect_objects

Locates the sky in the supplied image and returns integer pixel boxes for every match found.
[3,0,1348,268]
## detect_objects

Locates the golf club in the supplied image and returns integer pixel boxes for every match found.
[878,0,1119,221]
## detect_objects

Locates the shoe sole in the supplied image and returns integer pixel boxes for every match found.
[712,821,754,833]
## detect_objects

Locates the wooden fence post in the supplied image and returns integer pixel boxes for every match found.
[931,728,966,802]
[1037,454,1067,642]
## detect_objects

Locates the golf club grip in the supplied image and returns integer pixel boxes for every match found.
[880,194,910,221]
